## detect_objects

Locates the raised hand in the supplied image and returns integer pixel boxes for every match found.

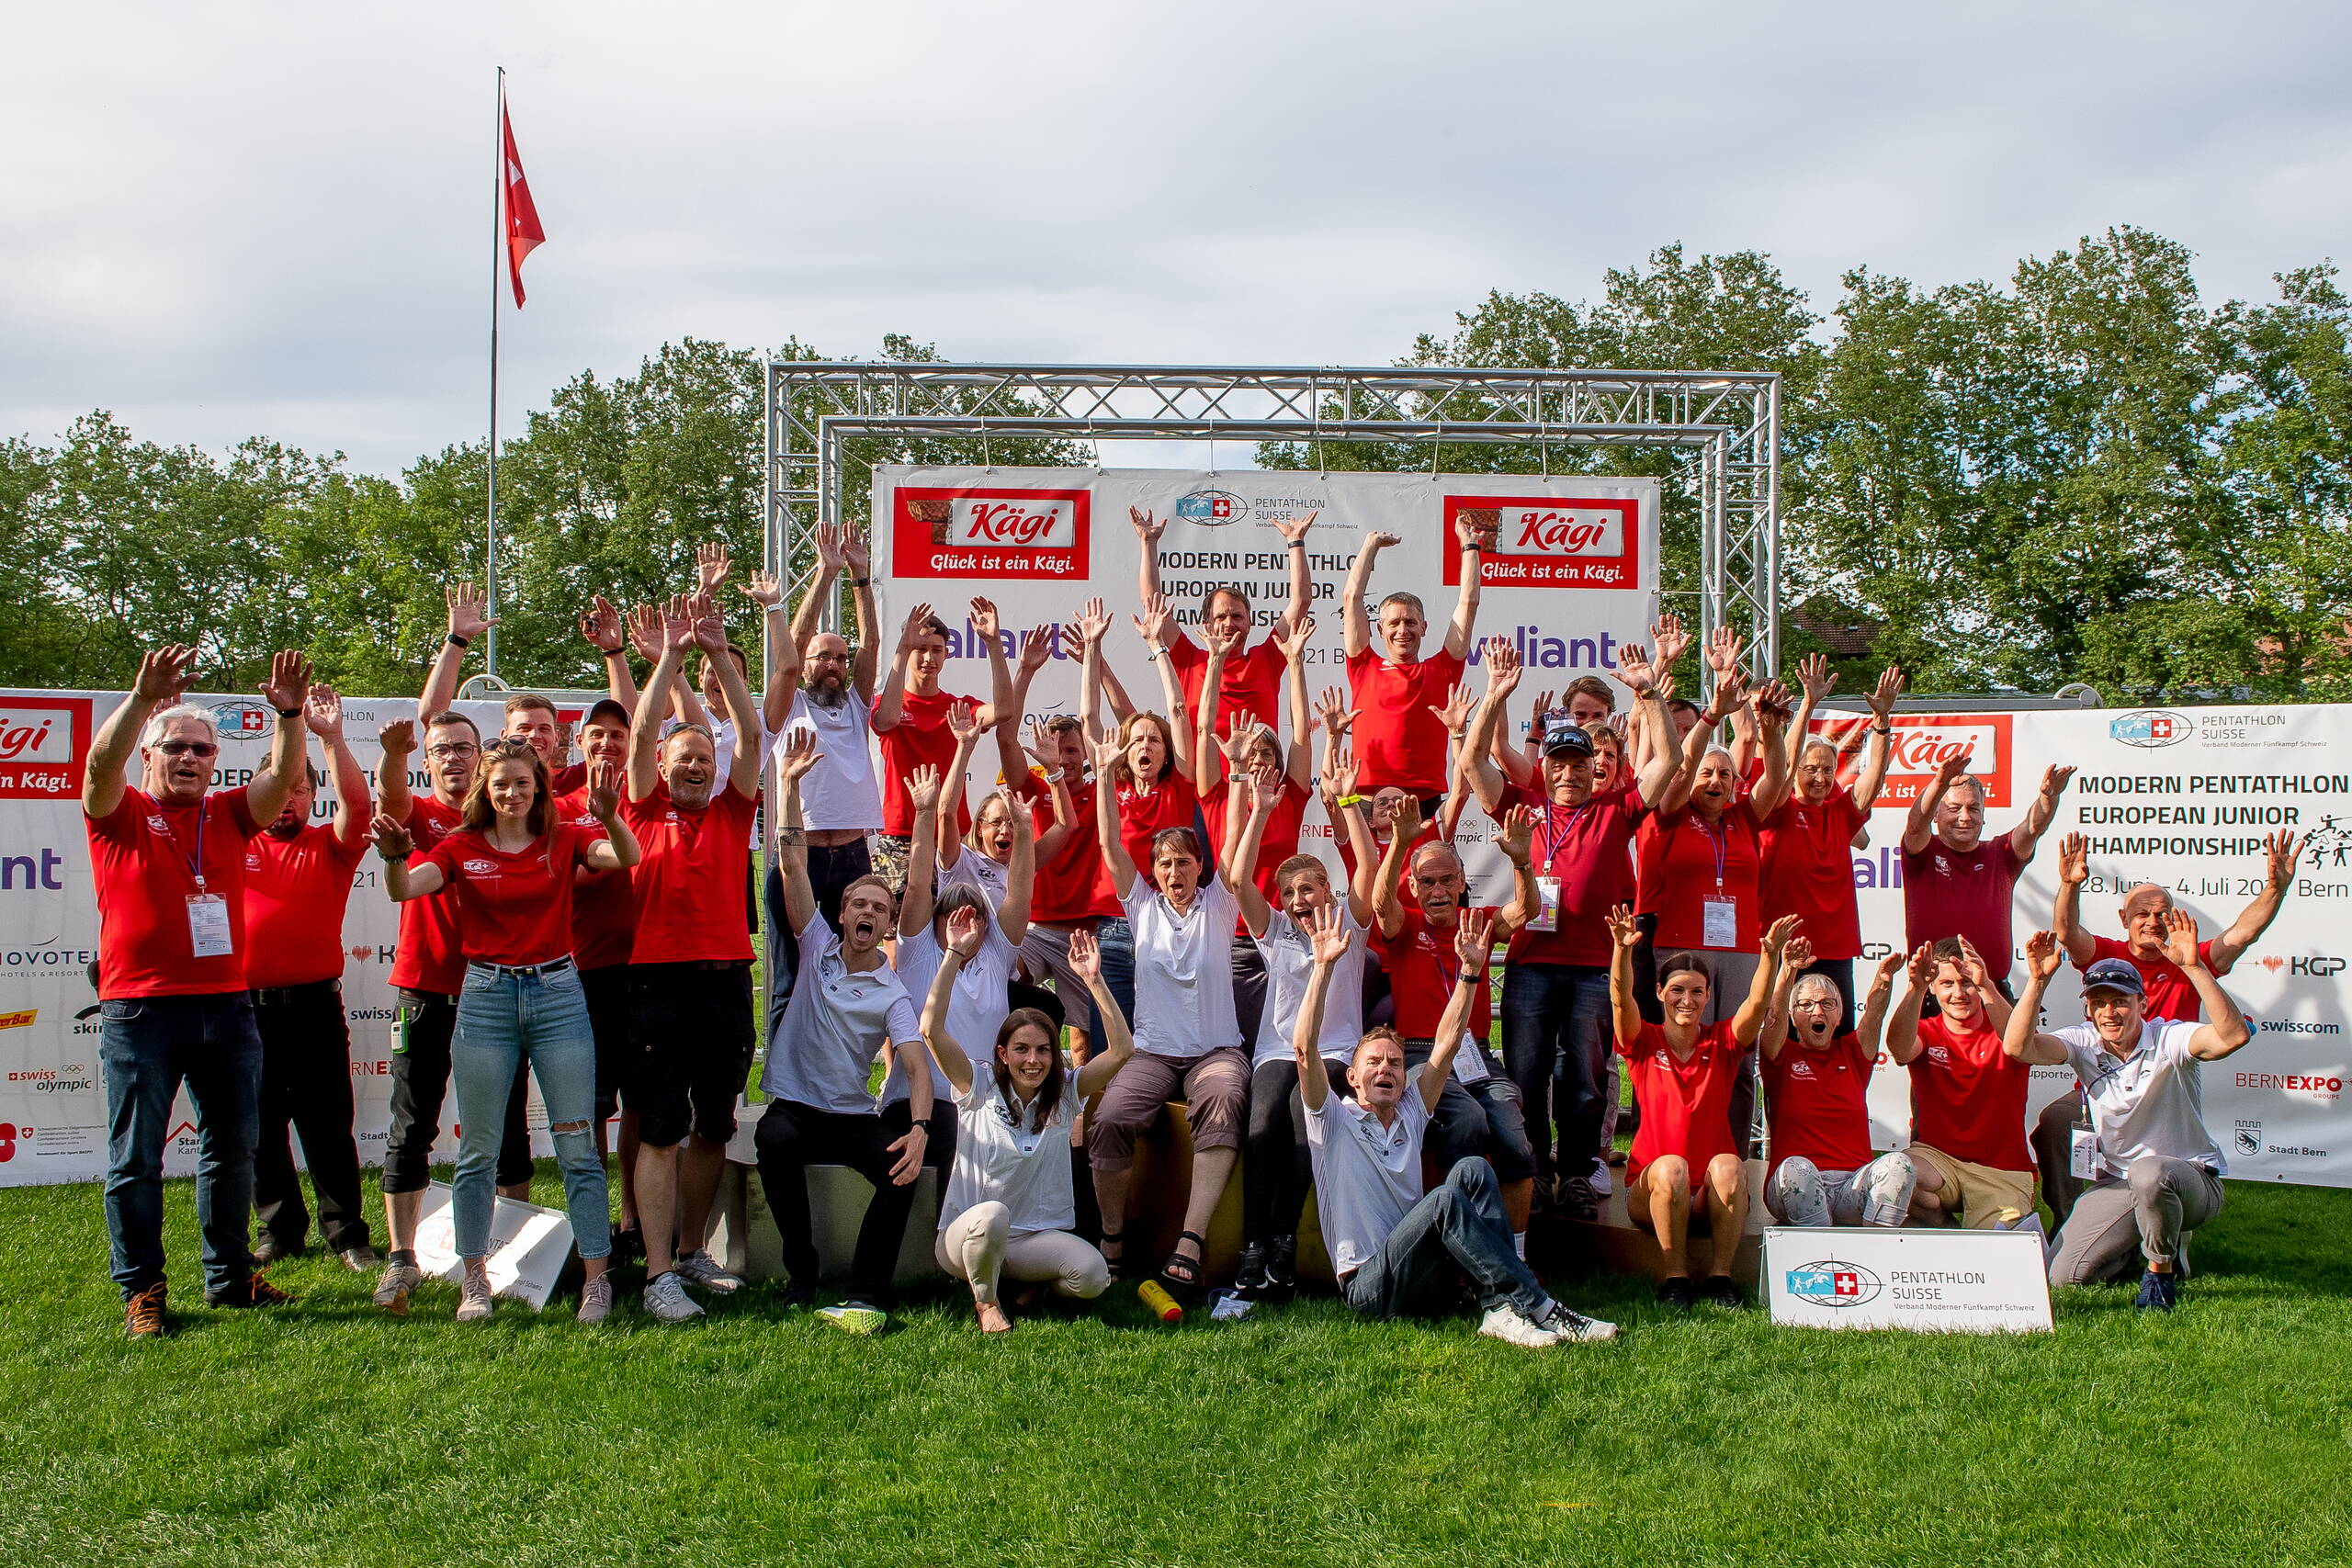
[1761,913,1803,958]
[1870,665,1906,717]
[1272,611,1317,662]
[688,592,728,655]
[580,595,626,652]
[1221,716,1271,770]
[946,699,979,742]
[741,570,785,609]
[1385,792,1423,844]
[1934,749,1974,786]
[625,604,664,662]
[1091,733,1125,776]
[446,581,494,642]
[660,594,697,655]
[1131,592,1174,649]
[369,812,415,861]
[1323,739,1359,803]
[1428,681,1475,740]
[1018,623,1056,673]
[1497,805,1534,866]
[1905,942,1937,988]
[1605,902,1641,950]
[841,526,871,576]
[1796,652,1834,704]
[2041,764,2077,798]
[1272,509,1317,546]
[586,758,624,819]
[1129,505,1166,544]
[1072,596,1111,647]
[1454,907,1496,967]
[2059,832,2088,886]
[1871,950,1905,990]
[1247,766,1281,818]
[1307,900,1351,965]
[1649,613,1690,671]
[378,718,416,759]
[2025,929,2065,981]
[258,650,314,714]
[907,764,943,816]
[2161,908,2201,968]
[132,644,200,705]
[301,683,345,739]
[1749,678,1793,726]
[695,542,733,592]
[1069,926,1102,982]
[1453,511,1498,550]
[2266,829,2302,888]
[1482,636,1521,697]
[898,602,936,653]
[813,523,846,577]
[1367,530,1403,551]
[1616,642,1657,695]
[970,597,1001,640]
[1316,686,1354,738]
[1784,933,1815,971]
[776,728,820,783]
[1705,625,1741,677]
[999,786,1035,841]
[1022,716,1060,772]
[944,904,985,960]
[1955,936,1993,987]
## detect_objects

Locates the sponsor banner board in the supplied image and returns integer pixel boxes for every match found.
[1765,1227,2052,1333]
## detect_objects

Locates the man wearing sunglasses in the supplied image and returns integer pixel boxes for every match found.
[84,643,314,1337]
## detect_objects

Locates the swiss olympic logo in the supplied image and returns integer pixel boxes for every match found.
[1785,1260,1882,1307]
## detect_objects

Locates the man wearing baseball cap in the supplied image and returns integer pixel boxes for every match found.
[2005,919,2252,1309]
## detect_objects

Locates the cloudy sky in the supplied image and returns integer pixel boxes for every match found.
[7,2,2349,476]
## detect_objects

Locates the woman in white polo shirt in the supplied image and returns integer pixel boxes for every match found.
[1084,737,1279,1290]
[921,908,1134,1331]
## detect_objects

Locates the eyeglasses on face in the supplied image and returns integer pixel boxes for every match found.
[424,743,480,760]
[155,740,219,758]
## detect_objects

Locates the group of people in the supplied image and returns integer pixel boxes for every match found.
[87,510,2298,1341]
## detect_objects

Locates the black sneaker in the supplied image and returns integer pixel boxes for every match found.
[777,1283,817,1312]
[2134,1269,2178,1312]
[1266,1235,1298,1292]
[1558,1175,1601,1220]
[1699,1275,1745,1309]
[1234,1242,1269,1296]
[1657,1277,1697,1313]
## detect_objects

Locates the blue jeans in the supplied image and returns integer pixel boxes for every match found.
[1501,962,1611,1182]
[1091,916,1137,1031]
[100,992,263,1299]
[451,964,609,1260]
[1340,1157,1548,1320]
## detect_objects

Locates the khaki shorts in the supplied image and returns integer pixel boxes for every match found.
[1907,1143,2034,1228]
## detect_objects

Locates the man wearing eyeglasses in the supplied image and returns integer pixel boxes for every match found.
[84,644,313,1337]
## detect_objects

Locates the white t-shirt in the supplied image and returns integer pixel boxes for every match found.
[939,1060,1078,1239]
[937,844,1010,909]
[774,689,884,834]
[2057,1021,2223,1176]
[1252,904,1368,1066]
[760,910,919,1114]
[1304,1073,1430,1278]
[1126,878,1243,1057]
[886,921,1017,1104]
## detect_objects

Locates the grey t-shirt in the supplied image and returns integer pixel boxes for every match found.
[2058,1021,2223,1176]
[760,909,920,1114]
[1304,1074,1430,1278]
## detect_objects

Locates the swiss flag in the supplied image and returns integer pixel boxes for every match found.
[502,104,545,307]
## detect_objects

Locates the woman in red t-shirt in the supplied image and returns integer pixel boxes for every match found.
[1757,937,1915,1227]
[1076,595,1199,888]
[1609,904,1792,1310]
[375,743,640,1323]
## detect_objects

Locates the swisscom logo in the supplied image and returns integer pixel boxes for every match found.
[2109,710,2192,749]
[1785,1260,1883,1307]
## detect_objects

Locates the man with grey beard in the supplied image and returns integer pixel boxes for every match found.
[763,523,885,1016]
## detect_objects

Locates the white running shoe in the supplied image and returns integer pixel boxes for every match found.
[1587,1162,1614,1198]
[1477,1303,1566,1348]
[673,1250,745,1294]
[1542,1302,1620,1343]
[576,1274,613,1324]
[643,1270,706,1323]
[373,1260,421,1315]
[456,1272,494,1322]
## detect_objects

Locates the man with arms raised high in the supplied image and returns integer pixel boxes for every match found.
[1902,750,2074,990]
[2007,919,2253,1309]
[85,645,313,1336]
[1340,513,1492,808]
[1132,502,1315,733]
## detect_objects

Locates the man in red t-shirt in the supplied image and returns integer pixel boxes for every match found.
[872,599,1009,889]
[84,644,311,1334]
[1901,749,2075,989]
[2030,827,2301,1224]
[1132,502,1315,733]
[1885,937,2036,1229]
[1757,945,1915,1226]
[244,686,377,1272]
[560,698,640,1242]
[1340,512,1492,802]
[1459,627,1688,1212]
[619,597,766,1321]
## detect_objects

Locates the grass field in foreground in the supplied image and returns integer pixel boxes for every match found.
[3,1170,2349,1567]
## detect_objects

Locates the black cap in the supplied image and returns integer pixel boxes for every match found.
[583,698,630,730]
[2082,958,2145,998]
[1541,720,1596,759]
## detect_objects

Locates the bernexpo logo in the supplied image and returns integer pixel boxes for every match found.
[2109,710,2192,749]
[1784,1260,1883,1307]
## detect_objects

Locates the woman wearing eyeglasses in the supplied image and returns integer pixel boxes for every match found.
[373,740,641,1323]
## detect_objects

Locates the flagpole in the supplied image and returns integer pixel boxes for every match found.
[485,65,504,680]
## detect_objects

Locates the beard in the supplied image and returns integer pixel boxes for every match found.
[804,673,850,710]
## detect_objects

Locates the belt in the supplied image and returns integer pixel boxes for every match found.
[249,979,340,1007]
[662,958,752,972]
[469,955,576,980]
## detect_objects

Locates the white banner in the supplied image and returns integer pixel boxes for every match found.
[1846,703,2352,1188]
[0,690,583,1187]
[1764,1227,2053,1332]
[874,465,1662,899]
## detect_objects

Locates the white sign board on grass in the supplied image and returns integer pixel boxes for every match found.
[410,1180,577,1311]
[1764,1227,2052,1333]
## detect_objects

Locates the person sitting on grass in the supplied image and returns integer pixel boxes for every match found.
[1292,903,1617,1346]
[1757,939,1915,1228]
[921,910,1133,1332]
[1609,905,1795,1310]
[2003,919,2252,1310]
[1883,936,2035,1233]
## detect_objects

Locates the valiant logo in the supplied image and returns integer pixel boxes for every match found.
[2110,710,2192,749]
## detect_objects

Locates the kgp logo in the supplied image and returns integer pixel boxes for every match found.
[1786,1260,1882,1307]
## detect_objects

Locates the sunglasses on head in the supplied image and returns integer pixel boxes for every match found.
[155,740,218,758]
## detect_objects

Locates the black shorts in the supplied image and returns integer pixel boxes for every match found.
[625,962,755,1149]
[580,963,633,1123]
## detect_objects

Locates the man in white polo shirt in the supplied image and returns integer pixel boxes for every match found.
[2004,917,2252,1311]
[1291,905,1616,1348]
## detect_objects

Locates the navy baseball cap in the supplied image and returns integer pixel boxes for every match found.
[583,698,630,729]
[2082,958,2145,998]
[1541,720,1596,759]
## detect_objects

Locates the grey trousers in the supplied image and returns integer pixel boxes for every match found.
[2047,1156,2224,1284]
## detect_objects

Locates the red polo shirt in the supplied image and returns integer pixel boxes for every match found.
[243,821,368,989]
[85,785,266,999]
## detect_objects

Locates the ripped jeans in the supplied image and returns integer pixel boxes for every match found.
[451,963,610,1260]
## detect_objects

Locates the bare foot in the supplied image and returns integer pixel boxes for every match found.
[976,1301,1013,1335]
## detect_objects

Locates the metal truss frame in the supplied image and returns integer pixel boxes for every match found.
[763,361,1781,680]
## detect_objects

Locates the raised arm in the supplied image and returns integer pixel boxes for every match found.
[2003,933,2075,1065]
[85,644,198,818]
[873,600,933,733]
[1420,909,1495,1107]
[1273,612,1317,789]
[1221,769,1280,899]
[934,700,982,870]
[1493,805,1538,937]
[2210,829,2301,976]
[920,907,987,1100]
[1370,794,1422,941]
[995,625,1055,810]
[418,581,492,728]
[1442,511,1489,660]
[581,596,640,714]
[993,787,1035,944]
[1731,916,1799,1047]
[306,686,371,845]
[1605,904,1645,1047]
[1781,654,1832,780]
[628,599,692,804]
[972,596,1013,730]
[1340,532,1396,660]
[578,759,642,873]
[1134,595,1192,773]
[1092,732,1137,897]
[1271,510,1316,637]
[841,527,880,703]
[1849,666,1905,811]
[1073,597,1112,749]
[1291,903,1352,1114]
[369,812,442,901]
[1883,943,1935,1063]
[1130,505,1167,607]
[1459,637,1521,816]
[1903,750,1972,855]
[1193,640,1229,796]
[898,765,944,937]
[2052,832,2096,965]
[689,592,763,799]
[374,720,416,826]
[1757,935,1808,1063]
[773,730,820,933]
[243,652,314,827]
[1743,680,1795,818]
[1852,950,1904,1059]
[1068,929,1136,1097]
[2009,764,2076,863]
[2157,909,2249,1059]
[1656,671,1740,817]
[740,570,796,735]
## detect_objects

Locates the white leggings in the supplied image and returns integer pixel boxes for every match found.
[934,1200,1111,1307]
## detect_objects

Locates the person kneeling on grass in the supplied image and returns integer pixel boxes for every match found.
[1757,940,1916,1228]
[1609,905,1794,1310]
[922,910,1132,1332]
[2004,919,2250,1310]
[1294,904,1617,1347]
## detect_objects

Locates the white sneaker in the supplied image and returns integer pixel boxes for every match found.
[1587,1163,1614,1198]
[1477,1303,1566,1348]
[455,1272,494,1322]
[673,1250,745,1294]
[644,1270,706,1323]
[373,1260,421,1315]
[1542,1302,1620,1343]
[576,1274,613,1324]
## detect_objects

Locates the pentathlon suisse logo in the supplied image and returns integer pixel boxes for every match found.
[1785,1260,1882,1307]
[891,487,1091,582]
[1441,495,1642,591]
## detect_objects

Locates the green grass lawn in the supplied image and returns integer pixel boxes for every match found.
[4,1169,2349,1567]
